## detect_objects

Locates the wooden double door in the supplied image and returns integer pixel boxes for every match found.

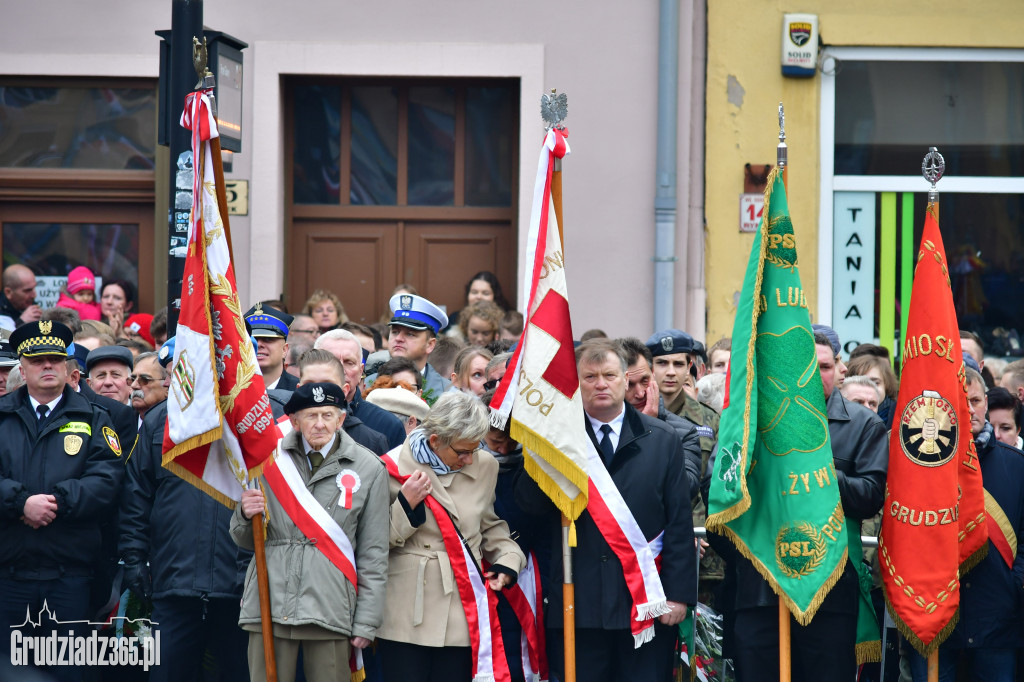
[284,77,520,322]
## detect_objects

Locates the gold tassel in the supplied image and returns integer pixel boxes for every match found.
[855,639,882,665]
[568,520,577,547]
[350,667,366,682]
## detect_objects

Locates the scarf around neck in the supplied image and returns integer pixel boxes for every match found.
[410,428,457,476]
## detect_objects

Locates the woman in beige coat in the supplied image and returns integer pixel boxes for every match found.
[377,391,525,681]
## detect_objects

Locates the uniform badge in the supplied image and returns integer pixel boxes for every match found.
[103,426,122,457]
[254,302,264,316]
[40,320,52,335]
[312,386,325,403]
[660,336,673,352]
[899,390,958,467]
[399,295,413,310]
[64,434,83,456]
[775,521,826,579]
[336,469,361,509]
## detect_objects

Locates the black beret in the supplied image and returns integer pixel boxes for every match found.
[645,329,695,358]
[284,381,347,415]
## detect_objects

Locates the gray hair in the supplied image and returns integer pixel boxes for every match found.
[575,338,628,373]
[840,375,883,402]
[314,328,360,349]
[5,365,24,393]
[135,352,167,378]
[486,352,512,377]
[695,372,726,412]
[419,391,490,445]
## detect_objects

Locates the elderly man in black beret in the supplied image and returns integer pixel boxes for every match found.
[232,382,390,682]
[0,321,123,682]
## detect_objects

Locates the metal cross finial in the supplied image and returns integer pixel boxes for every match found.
[922,146,945,202]
[541,89,568,131]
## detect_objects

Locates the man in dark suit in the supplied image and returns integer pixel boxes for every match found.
[518,338,697,682]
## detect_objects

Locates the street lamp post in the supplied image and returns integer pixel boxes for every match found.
[157,1,246,333]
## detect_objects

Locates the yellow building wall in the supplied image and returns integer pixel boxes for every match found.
[704,1,1024,343]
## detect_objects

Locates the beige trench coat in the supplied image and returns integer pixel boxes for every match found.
[377,440,525,647]
[230,428,390,640]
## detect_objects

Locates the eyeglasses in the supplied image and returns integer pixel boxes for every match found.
[129,374,156,386]
[449,443,476,458]
[483,379,500,391]
[290,328,320,336]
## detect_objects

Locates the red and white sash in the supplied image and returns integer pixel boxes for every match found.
[503,552,548,682]
[584,439,670,647]
[260,417,359,588]
[383,454,511,682]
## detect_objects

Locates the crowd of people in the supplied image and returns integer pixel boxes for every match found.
[1,262,1022,682]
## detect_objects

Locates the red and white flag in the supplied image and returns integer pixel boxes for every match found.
[162,89,281,505]
[490,128,588,520]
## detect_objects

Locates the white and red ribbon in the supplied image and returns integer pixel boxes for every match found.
[383,454,511,682]
[503,552,548,681]
[261,416,358,588]
[584,440,670,647]
[262,453,358,589]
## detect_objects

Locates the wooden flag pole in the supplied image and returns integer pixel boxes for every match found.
[194,37,277,681]
[554,149,577,682]
[543,88,575,682]
[776,102,792,682]
[252,512,278,682]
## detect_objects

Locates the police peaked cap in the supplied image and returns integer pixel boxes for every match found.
[388,293,448,335]
[245,303,294,339]
[10,321,73,358]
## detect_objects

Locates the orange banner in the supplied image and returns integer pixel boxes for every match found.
[879,204,987,655]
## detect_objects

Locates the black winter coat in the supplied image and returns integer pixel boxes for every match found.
[947,431,1024,649]
[119,400,250,599]
[0,386,123,578]
[517,404,698,630]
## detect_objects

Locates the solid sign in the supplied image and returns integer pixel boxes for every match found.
[832,192,876,356]
[225,180,249,216]
[781,13,818,77]
[739,193,764,233]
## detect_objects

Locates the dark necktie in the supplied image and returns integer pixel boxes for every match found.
[36,404,49,421]
[309,451,324,473]
[599,424,615,464]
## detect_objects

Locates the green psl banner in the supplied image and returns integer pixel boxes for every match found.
[706,168,848,624]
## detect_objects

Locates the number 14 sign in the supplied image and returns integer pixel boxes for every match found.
[739,193,765,233]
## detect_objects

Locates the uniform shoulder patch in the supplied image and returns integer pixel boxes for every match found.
[102,426,122,457]
[60,421,93,435]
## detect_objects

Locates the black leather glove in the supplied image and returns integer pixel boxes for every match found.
[122,552,153,602]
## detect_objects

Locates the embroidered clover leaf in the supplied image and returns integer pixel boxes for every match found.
[756,327,829,456]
